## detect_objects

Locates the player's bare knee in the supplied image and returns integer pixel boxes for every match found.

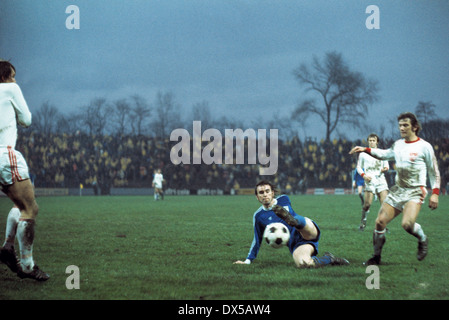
[21,201,39,220]
[375,218,386,231]
[294,260,303,268]
[363,204,371,212]
[402,221,414,233]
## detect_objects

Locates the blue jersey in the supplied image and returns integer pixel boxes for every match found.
[353,169,364,187]
[246,195,320,262]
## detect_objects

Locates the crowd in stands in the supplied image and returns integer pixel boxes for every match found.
[16,131,449,195]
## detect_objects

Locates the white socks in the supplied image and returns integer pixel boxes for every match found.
[3,207,20,249]
[411,223,427,242]
[361,209,370,221]
[2,207,36,273]
[16,219,36,272]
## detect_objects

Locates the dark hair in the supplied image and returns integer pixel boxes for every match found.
[398,112,421,135]
[367,133,380,146]
[255,180,277,195]
[0,60,15,82]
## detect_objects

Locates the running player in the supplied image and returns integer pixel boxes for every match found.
[349,112,440,265]
[0,60,49,280]
[356,133,389,231]
[353,169,365,205]
[233,180,349,268]
[152,168,164,200]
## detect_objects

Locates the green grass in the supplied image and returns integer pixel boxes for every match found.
[0,194,448,300]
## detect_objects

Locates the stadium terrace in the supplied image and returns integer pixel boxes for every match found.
[170,121,278,175]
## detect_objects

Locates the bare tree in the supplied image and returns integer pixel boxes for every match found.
[32,101,60,137]
[251,114,293,141]
[415,101,447,141]
[55,112,83,134]
[191,100,215,130]
[215,114,244,133]
[415,101,436,125]
[129,94,151,136]
[82,98,111,136]
[292,51,380,141]
[150,91,182,139]
[111,98,131,137]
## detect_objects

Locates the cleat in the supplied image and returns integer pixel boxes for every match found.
[17,265,50,281]
[0,246,20,273]
[271,205,299,228]
[359,220,366,231]
[417,238,428,261]
[323,252,350,266]
[364,255,381,266]
[325,252,350,265]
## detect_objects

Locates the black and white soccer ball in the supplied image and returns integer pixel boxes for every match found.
[263,222,290,249]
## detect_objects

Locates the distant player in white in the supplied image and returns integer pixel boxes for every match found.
[152,168,164,200]
[0,60,49,280]
[356,133,389,231]
[350,112,440,265]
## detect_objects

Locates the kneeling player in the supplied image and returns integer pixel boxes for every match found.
[233,180,349,268]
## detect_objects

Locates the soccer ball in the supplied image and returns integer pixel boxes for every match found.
[263,223,290,249]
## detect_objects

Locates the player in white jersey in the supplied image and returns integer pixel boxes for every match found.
[356,133,389,231]
[0,60,49,281]
[152,168,164,200]
[350,112,440,265]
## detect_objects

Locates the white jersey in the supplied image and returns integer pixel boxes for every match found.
[152,173,164,188]
[356,152,389,180]
[0,83,32,148]
[366,138,440,191]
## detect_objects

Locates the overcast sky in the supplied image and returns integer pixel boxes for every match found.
[1,0,448,140]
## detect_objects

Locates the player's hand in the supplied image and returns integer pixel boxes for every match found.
[349,146,366,154]
[364,175,372,183]
[429,194,439,210]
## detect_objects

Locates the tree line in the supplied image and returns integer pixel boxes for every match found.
[28,52,449,143]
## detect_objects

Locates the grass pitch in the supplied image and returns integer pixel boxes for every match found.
[0,194,448,300]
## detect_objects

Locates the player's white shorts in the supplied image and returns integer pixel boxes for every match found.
[0,146,30,186]
[384,185,427,211]
[364,176,389,194]
[153,182,162,189]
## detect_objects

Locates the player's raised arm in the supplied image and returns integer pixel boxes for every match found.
[349,146,366,154]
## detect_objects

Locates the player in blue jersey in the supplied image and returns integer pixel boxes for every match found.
[353,169,365,206]
[234,180,349,268]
